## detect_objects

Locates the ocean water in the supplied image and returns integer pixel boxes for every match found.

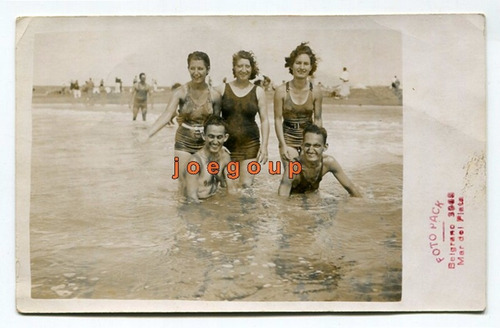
[30,103,402,301]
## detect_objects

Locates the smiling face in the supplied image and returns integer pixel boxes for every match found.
[203,124,229,154]
[292,53,312,79]
[188,59,208,84]
[302,132,327,162]
[233,58,252,82]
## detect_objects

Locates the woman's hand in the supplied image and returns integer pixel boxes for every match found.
[279,144,292,162]
[257,147,268,164]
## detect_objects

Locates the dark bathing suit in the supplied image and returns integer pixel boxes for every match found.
[174,85,214,154]
[283,82,315,151]
[134,83,149,108]
[290,158,324,194]
[221,83,260,162]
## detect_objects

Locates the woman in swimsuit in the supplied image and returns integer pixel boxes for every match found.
[215,50,269,188]
[274,42,323,163]
[148,51,221,188]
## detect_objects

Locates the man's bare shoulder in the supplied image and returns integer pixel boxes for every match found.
[220,150,232,166]
[322,155,341,172]
[188,152,203,164]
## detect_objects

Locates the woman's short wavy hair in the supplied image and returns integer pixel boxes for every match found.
[187,51,211,72]
[232,50,259,80]
[284,42,318,76]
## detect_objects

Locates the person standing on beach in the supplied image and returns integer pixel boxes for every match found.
[215,50,269,188]
[148,51,221,189]
[274,42,323,163]
[72,80,81,99]
[338,67,350,99]
[69,80,75,97]
[184,116,233,203]
[85,78,95,105]
[115,77,122,93]
[129,72,153,121]
[278,124,362,197]
[391,75,401,91]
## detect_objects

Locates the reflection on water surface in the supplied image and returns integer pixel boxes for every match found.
[30,104,402,301]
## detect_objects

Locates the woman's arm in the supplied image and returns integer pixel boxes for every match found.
[273,85,293,161]
[148,86,184,138]
[313,87,323,127]
[278,164,293,197]
[211,87,222,117]
[256,86,269,163]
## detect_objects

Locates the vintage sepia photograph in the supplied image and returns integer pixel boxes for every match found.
[15,15,485,313]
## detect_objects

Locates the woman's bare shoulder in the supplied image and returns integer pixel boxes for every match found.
[274,83,287,97]
[213,83,225,96]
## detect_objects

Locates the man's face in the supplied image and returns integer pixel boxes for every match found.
[203,125,228,154]
[302,132,327,162]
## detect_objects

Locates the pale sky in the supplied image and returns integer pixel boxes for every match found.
[33,16,402,87]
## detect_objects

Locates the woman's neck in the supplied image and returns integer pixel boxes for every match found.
[189,81,207,90]
[291,78,309,90]
[233,79,251,88]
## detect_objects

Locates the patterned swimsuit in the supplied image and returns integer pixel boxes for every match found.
[283,82,315,149]
[174,84,214,153]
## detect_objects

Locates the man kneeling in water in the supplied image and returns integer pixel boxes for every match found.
[278,124,362,197]
[185,115,233,203]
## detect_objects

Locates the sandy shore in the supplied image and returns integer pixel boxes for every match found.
[32,85,403,107]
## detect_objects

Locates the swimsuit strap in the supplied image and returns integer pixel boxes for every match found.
[224,82,235,97]
[207,87,213,105]
[226,82,255,99]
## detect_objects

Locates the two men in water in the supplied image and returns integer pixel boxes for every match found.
[182,117,362,202]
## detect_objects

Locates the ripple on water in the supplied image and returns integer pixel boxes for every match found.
[30,106,401,301]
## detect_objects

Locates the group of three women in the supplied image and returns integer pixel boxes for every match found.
[147,42,323,189]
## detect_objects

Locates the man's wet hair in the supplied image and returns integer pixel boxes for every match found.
[203,115,228,133]
[303,124,327,144]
